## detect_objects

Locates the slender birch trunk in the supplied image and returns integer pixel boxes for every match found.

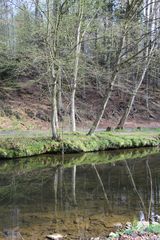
[70,5,83,132]
[57,65,63,117]
[87,73,118,135]
[51,64,58,139]
[116,43,155,129]
[70,2,98,132]
[46,0,61,139]
[87,34,125,135]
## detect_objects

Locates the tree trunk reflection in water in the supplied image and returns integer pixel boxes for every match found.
[72,165,77,206]
[59,166,64,209]
[54,169,58,212]
[125,161,147,219]
[154,175,160,213]
[7,175,22,239]
[146,159,154,221]
[40,176,44,211]
[92,164,111,212]
[11,175,20,229]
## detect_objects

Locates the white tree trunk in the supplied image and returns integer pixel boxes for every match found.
[51,65,58,139]
[117,43,155,129]
[87,74,118,135]
[70,7,83,132]
[57,65,63,117]
[87,34,125,135]
[71,88,76,132]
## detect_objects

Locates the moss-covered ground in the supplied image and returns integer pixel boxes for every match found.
[0,129,159,159]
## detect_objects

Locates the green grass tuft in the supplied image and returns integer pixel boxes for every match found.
[0,130,159,159]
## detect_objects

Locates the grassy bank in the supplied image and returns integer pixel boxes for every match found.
[0,130,159,159]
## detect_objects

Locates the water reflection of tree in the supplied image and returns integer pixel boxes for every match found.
[1,174,23,240]
[125,158,155,221]
[53,165,65,211]
[1,153,160,227]
[72,165,77,206]
[59,166,64,209]
[92,164,111,213]
[125,161,147,216]
[11,175,20,229]
[54,168,58,211]
[146,158,153,220]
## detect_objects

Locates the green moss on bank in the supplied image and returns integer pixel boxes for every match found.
[0,131,159,159]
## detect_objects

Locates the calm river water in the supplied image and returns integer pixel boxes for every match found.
[0,148,160,239]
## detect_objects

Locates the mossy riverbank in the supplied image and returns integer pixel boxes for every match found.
[0,130,159,159]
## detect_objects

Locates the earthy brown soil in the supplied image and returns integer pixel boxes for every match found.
[0,83,159,130]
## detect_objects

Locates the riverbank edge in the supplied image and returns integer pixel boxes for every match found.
[0,131,159,159]
[106,221,160,240]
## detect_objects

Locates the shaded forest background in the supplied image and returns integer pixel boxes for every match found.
[0,0,160,137]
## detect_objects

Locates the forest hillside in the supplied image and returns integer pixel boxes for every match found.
[0,0,160,135]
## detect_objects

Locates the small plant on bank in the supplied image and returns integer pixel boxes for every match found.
[107,222,160,240]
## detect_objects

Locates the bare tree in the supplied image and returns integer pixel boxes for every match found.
[70,0,99,132]
[116,0,159,128]
[70,1,84,132]
[117,42,156,128]
[44,0,63,139]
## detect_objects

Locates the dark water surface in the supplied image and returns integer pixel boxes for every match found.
[0,148,160,239]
